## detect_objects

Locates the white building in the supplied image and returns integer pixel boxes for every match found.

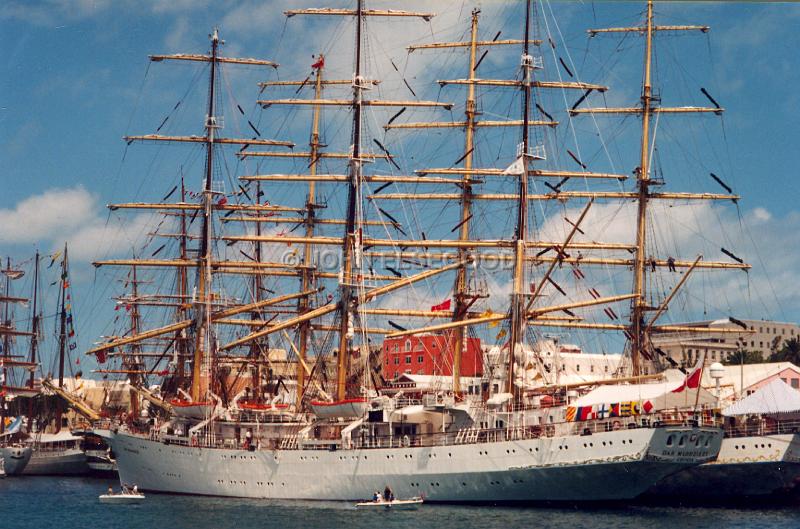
[650,318,800,368]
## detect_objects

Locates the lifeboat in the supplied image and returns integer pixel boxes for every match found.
[309,397,369,419]
[169,399,214,419]
[238,401,290,412]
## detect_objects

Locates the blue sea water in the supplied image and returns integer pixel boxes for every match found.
[1,477,799,529]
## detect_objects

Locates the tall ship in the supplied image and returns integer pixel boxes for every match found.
[90,0,733,501]
[1,257,37,475]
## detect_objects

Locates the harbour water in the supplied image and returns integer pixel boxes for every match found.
[2,477,798,529]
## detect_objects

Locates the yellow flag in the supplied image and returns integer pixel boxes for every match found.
[481,309,500,328]
[495,329,507,340]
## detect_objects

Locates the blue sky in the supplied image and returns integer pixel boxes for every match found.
[2,1,800,379]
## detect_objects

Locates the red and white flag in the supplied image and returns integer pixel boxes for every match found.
[672,351,706,393]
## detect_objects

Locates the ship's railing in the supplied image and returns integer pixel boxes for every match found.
[137,408,727,452]
[723,418,800,439]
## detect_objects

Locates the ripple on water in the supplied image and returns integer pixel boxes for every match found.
[1,477,798,529]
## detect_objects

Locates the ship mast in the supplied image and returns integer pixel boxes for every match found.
[27,251,40,428]
[190,28,221,402]
[0,257,11,434]
[334,0,366,402]
[176,177,189,384]
[629,0,655,376]
[450,10,481,396]
[56,244,68,431]
[507,0,534,399]
[127,264,143,417]
[296,56,326,407]
[250,179,264,402]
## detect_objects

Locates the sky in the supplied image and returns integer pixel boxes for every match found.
[2,1,800,379]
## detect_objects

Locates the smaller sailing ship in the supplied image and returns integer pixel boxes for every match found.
[0,257,36,475]
[18,246,91,476]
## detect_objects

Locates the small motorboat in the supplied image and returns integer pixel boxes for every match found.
[99,487,145,504]
[355,497,424,510]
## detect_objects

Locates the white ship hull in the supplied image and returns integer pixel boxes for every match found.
[645,433,800,500]
[0,445,32,476]
[23,447,89,476]
[100,426,721,502]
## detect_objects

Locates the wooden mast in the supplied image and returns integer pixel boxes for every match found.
[451,9,481,396]
[336,0,365,402]
[191,28,221,402]
[631,0,655,376]
[296,55,325,408]
[507,0,534,400]
[127,263,142,418]
[250,180,264,402]
[176,177,189,384]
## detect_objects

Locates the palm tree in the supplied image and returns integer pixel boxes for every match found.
[769,337,800,364]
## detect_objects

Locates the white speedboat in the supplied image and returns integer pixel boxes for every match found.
[356,497,424,510]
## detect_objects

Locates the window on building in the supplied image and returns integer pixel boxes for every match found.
[394,357,400,365]
[415,343,423,351]
[417,355,424,364]
[590,365,594,373]
[405,369,411,374]
[576,364,581,372]
[394,344,399,353]
[792,379,799,389]
[405,356,412,364]
[405,340,412,352]
[604,365,609,373]
[759,327,763,333]
[385,358,389,365]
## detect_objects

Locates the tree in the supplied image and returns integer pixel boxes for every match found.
[769,337,800,364]
[722,349,763,366]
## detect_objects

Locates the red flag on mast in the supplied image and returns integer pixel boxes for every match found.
[430,299,451,312]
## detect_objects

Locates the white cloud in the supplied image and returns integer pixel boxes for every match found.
[0,187,96,243]
[0,186,160,264]
[750,207,771,224]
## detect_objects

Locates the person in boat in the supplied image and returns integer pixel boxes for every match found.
[107,486,114,495]
[373,491,380,502]
[133,485,138,494]
[383,486,393,502]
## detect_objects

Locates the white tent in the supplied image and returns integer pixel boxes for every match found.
[722,378,800,416]
[573,379,717,411]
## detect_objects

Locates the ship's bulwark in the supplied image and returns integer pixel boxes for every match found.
[99,426,721,503]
